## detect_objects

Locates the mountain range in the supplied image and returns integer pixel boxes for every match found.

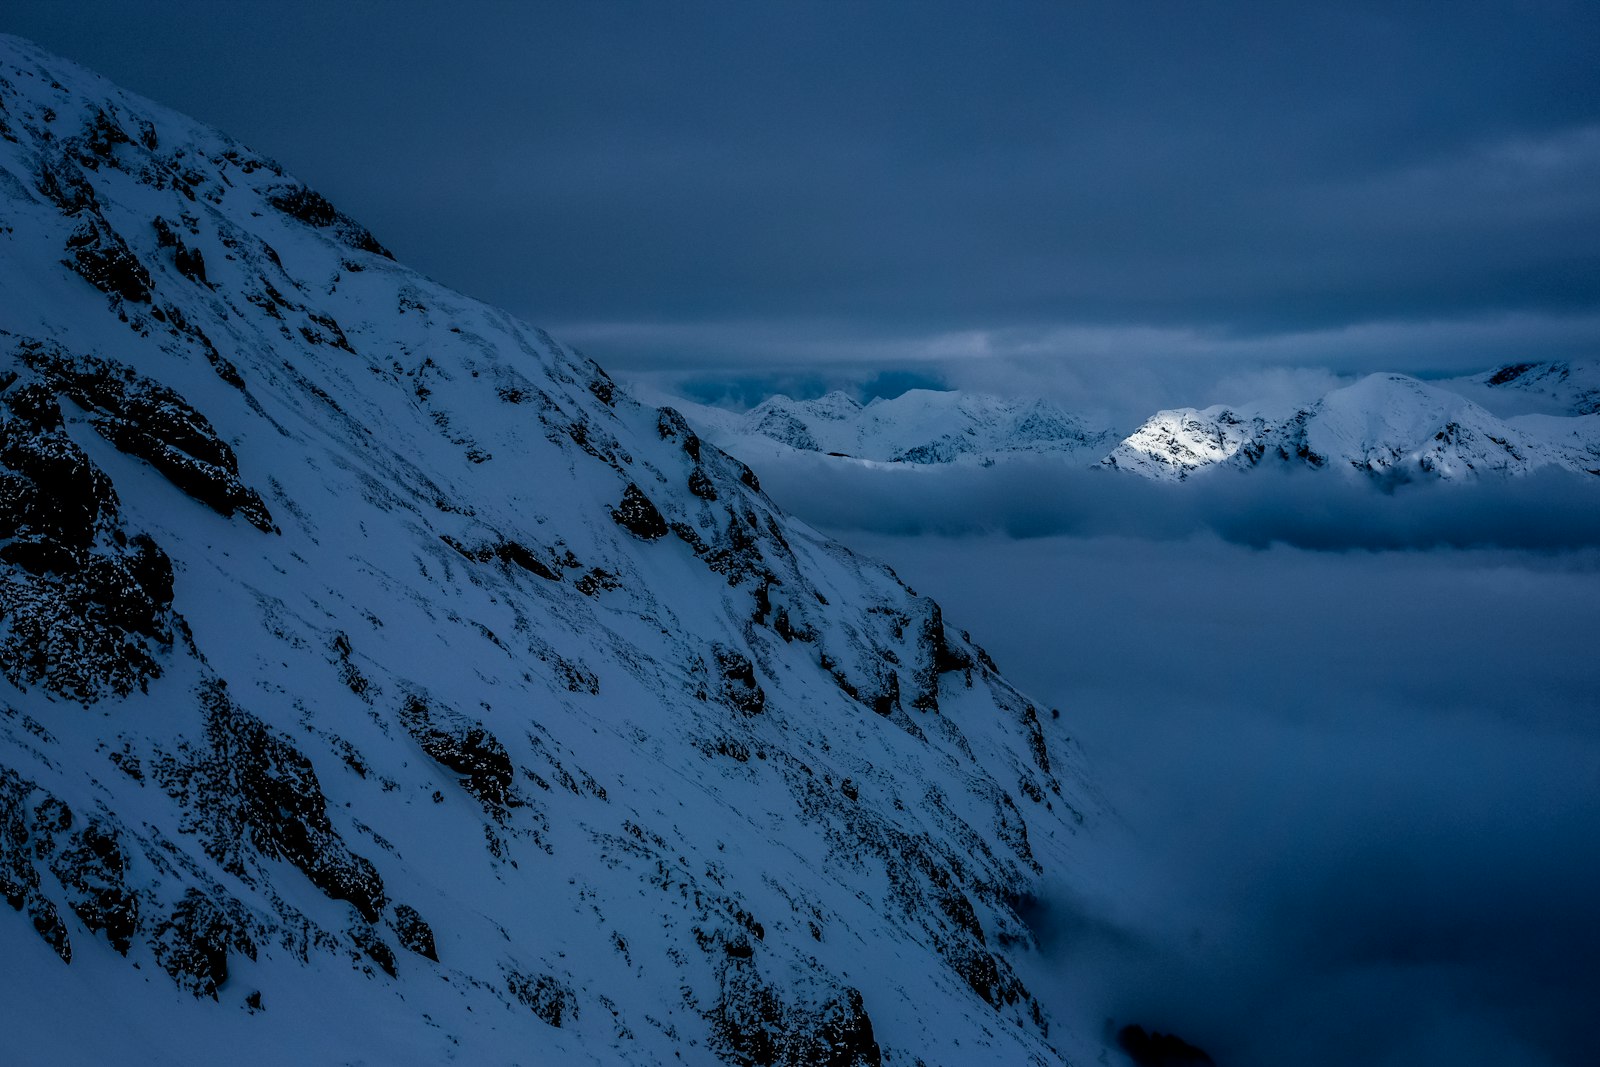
[663,366,1600,486]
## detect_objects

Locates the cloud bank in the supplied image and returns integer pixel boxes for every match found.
[836,531,1600,1067]
[748,453,1600,552]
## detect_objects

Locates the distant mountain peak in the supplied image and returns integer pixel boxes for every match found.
[1103,371,1600,483]
[671,388,1118,466]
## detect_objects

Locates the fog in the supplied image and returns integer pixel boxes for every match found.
[774,460,1600,1065]
[754,453,1600,551]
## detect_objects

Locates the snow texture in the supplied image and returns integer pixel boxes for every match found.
[0,35,1100,1066]
[654,368,1600,489]
[1103,372,1600,484]
[663,389,1118,468]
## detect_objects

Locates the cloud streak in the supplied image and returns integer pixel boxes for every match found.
[750,452,1600,551]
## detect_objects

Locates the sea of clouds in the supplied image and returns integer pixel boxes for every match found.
[762,456,1600,1067]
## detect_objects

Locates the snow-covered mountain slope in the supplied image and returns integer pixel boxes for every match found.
[0,36,1102,1065]
[665,389,1116,467]
[1103,373,1600,483]
[1442,360,1600,417]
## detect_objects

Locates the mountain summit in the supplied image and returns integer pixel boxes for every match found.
[0,36,1096,1064]
[1103,373,1600,483]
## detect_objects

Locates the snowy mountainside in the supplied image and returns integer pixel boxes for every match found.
[1103,372,1600,483]
[1441,359,1600,417]
[0,35,1099,1065]
[663,389,1117,467]
[657,366,1600,489]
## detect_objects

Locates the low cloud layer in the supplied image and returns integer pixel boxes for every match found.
[617,314,1600,428]
[837,531,1600,1067]
[750,453,1600,551]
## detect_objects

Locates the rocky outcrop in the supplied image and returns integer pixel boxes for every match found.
[264,183,392,259]
[156,683,386,924]
[709,964,881,1067]
[51,820,138,955]
[16,342,275,531]
[507,969,578,1028]
[152,888,255,1000]
[0,377,175,701]
[611,482,669,540]
[392,902,438,962]
[398,693,515,809]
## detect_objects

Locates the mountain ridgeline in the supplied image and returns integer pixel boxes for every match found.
[669,367,1600,486]
[0,36,1097,1065]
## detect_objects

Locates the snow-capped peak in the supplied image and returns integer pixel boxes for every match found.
[1104,371,1600,483]
[670,387,1117,466]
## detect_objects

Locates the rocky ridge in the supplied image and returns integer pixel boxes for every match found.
[1102,372,1600,483]
[658,368,1600,488]
[670,389,1118,467]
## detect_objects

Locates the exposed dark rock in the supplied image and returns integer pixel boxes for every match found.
[657,407,702,460]
[1487,362,1537,386]
[30,895,71,963]
[751,408,820,452]
[399,694,515,808]
[496,539,560,581]
[2,379,62,430]
[34,156,98,214]
[351,923,398,977]
[611,482,668,541]
[574,567,621,596]
[0,403,174,700]
[507,969,578,1028]
[160,683,387,923]
[300,310,354,353]
[942,938,1024,1009]
[438,534,564,582]
[689,465,719,500]
[63,214,151,303]
[586,366,616,406]
[0,414,113,549]
[772,607,816,644]
[1117,1024,1216,1066]
[392,902,438,961]
[51,820,138,955]
[330,631,371,700]
[152,216,207,285]
[708,964,881,1067]
[78,106,131,164]
[712,644,766,716]
[16,342,274,531]
[0,768,72,962]
[925,601,972,676]
[152,888,248,1000]
[263,183,393,258]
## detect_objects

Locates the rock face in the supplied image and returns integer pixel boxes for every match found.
[0,35,1098,1065]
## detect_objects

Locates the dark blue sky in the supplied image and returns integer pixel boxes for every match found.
[10,1,1599,396]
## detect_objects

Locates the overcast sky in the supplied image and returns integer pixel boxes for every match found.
[9,1,1599,401]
